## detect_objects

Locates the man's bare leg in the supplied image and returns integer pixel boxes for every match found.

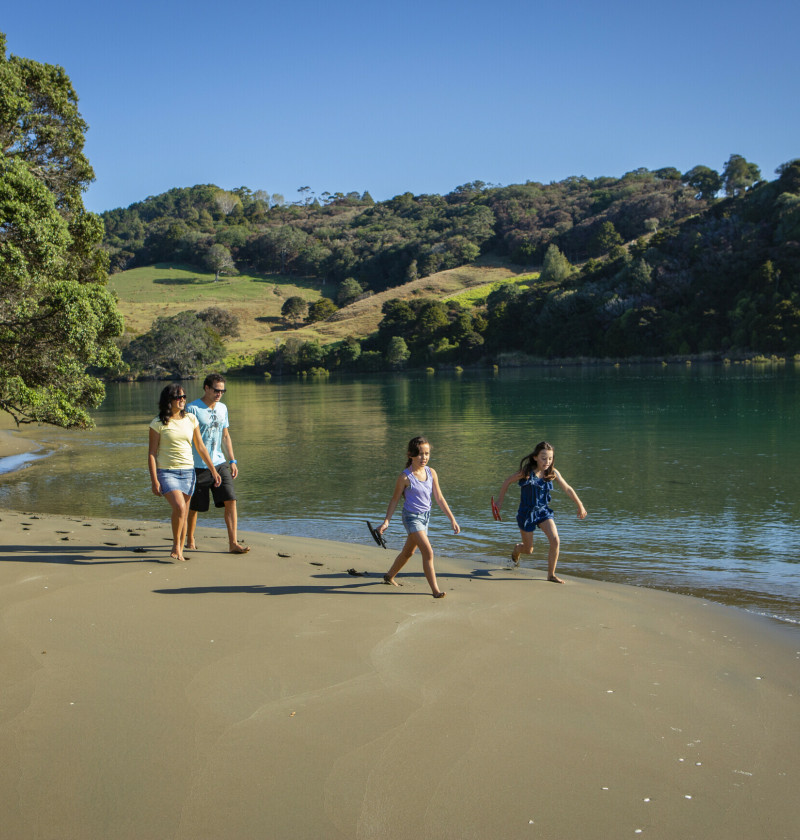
[185,509,199,550]
[224,500,249,553]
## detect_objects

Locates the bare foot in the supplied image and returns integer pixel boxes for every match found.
[170,549,187,562]
[547,575,564,584]
[383,574,402,587]
[185,540,197,551]
[511,549,521,566]
[229,543,250,554]
[432,591,446,598]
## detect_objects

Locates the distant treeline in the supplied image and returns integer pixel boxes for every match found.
[104,154,800,370]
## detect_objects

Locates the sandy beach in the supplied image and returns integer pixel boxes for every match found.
[0,501,798,840]
[0,418,41,460]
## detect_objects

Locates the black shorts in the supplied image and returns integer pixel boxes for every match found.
[190,463,236,511]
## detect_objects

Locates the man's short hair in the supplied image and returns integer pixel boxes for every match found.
[203,373,225,389]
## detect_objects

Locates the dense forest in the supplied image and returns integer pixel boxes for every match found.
[102,154,800,375]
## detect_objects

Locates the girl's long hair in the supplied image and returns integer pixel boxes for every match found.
[519,441,555,480]
[158,383,186,424]
[405,435,430,468]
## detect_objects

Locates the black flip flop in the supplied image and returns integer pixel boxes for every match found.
[365,520,387,549]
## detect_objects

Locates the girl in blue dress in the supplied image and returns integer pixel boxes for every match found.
[378,436,460,598]
[495,441,587,583]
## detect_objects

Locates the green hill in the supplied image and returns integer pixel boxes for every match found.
[104,157,800,375]
[109,259,528,357]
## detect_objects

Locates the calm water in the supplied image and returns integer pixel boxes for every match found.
[3,365,800,626]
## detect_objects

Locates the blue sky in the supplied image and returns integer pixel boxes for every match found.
[4,0,798,213]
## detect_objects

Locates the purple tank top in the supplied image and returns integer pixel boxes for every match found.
[403,466,433,513]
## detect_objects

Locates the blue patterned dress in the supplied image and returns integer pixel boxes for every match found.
[516,474,554,532]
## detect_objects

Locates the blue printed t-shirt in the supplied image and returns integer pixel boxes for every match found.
[186,398,229,468]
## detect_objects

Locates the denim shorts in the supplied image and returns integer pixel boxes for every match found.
[402,509,430,534]
[157,468,196,496]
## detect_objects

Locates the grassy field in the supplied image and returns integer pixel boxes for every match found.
[440,272,539,305]
[108,260,533,357]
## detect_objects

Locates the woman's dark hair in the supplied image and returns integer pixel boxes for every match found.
[519,441,555,480]
[405,435,430,468]
[158,383,186,424]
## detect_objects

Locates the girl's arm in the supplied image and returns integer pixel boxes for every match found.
[378,473,409,535]
[553,469,587,519]
[496,471,523,510]
[431,468,460,534]
[148,428,161,495]
[193,427,222,487]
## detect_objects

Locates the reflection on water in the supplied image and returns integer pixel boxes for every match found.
[0,450,51,475]
[2,365,800,626]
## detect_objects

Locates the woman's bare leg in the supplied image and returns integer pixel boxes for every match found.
[163,490,190,561]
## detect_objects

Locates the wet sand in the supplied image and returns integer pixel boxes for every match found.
[0,505,798,839]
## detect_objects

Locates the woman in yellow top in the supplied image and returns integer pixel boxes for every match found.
[148,383,221,561]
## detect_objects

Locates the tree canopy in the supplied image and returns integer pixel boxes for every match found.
[122,311,224,378]
[0,33,123,427]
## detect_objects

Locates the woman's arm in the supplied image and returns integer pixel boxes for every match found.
[431,468,460,534]
[554,469,587,518]
[148,428,161,495]
[193,427,222,487]
[378,472,409,535]
[496,471,523,509]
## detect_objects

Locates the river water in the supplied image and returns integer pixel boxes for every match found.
[2,364,799,626]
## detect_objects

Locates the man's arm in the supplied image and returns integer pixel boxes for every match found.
[222,427,238,478]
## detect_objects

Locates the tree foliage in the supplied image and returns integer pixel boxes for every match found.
[197,306,239,337]
[337,277,363,305]
[0,33,123,427]
[539,244,573,283]
[281,295,307,324]
[682,165,722,201]
[204,242,236,280]
[308,297,338,322]
[122,311,224,378]
[722,154,761,197]
[386,336,410,368]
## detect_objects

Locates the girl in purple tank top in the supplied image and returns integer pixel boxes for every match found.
[378,436,460,598]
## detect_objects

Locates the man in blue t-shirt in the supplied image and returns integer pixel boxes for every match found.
[185,374,249,553]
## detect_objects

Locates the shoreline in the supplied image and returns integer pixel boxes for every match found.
[0,424,50,476]
[1,507,799,839]
[113,353,800,383]
[0,425,40,458]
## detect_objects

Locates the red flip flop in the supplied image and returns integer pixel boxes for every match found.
[491,496,502,521]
